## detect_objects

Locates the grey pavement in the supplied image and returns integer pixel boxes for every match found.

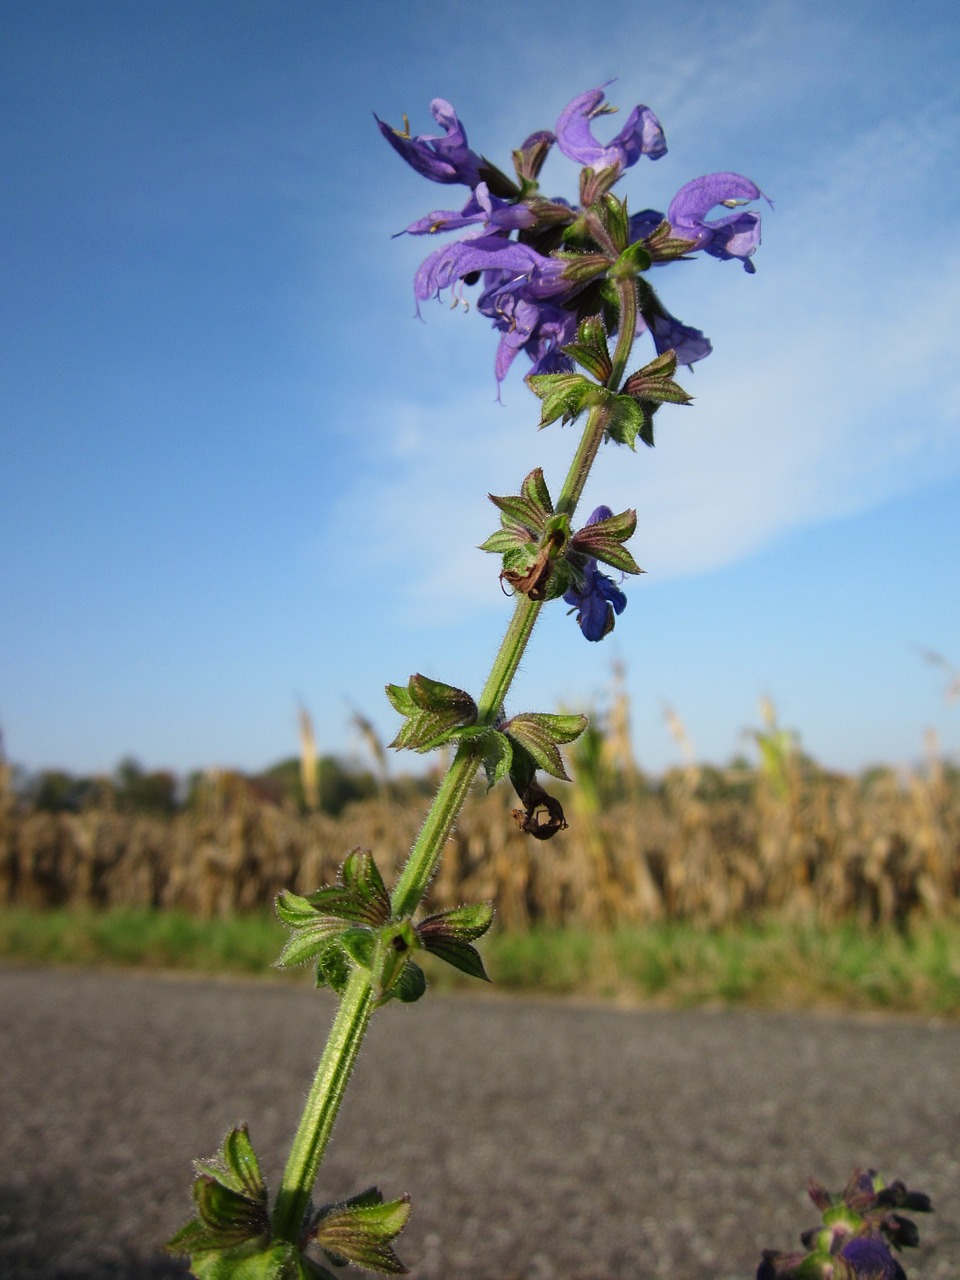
[1,967,957,1279]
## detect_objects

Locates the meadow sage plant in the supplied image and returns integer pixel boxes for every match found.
[169,81,776,1278]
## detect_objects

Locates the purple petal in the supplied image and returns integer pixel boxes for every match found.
[555,86,666,171]
[564,559,627,641]
[667,173,764,269]
[376,98,484,187]
[414,236,549,303]
[402,183,536,237]
[586,505,614,525]
[646,309,713,366]
[668,173,762,226]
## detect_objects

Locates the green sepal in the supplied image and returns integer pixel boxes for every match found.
[406,673,477,716]
[166,1126,272,1268]
[205,1124,265,1201]
[386,674,478,752]
[480,728,513,789]
[554,243,611,285]
[193,1178,270,1245]
[419,900,494,941]
[622,349,694,408]
[275,850,392,968]
[174,1240,306,1280]
[599,192,630,253]
[339,926,376,969]
[418,934,490,982]
[605,394,651,449]
[561,314,612,384]
[390,959,427,1003]
[526,372,605,427]
[478,527,524,555]
[315,939,351,994]
[417,901,495,982]
[483,467,553,545]
[610,239,652,280]
[571,507,643,575]
[276,922,347,970]
[503,712,588,781]
[309,1188,412,1276]
[341,848,391,919]
[374,919,419,1001]
[642,219,699,263]
[384,683,416,716]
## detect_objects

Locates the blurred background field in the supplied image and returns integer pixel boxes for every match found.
[2,694,958,1016]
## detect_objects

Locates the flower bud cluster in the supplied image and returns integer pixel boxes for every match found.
[758,1169,933,1279]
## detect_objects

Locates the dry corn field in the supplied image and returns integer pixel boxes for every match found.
[2,761,958,929]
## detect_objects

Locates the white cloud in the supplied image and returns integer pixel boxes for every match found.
[330,16,960,621]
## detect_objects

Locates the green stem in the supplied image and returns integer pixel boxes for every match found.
[270,273,641,1244]
[272,967,374,1241]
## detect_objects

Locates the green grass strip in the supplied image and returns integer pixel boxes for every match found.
[1,907,958,1016]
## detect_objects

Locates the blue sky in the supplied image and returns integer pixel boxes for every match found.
[2,0,959,779]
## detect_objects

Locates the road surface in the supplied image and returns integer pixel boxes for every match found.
[1,967,957,1279]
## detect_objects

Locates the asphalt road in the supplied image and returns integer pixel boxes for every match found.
[1,967,957,1280]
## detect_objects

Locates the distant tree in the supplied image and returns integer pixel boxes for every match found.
[262,754,377,816]
[30,769,101,812]
[113,756,178,814]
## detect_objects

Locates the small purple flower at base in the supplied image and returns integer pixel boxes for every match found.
[564,506,627,641]
[840,1237,907,1280]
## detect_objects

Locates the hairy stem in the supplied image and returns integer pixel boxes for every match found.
[272,968,374,1241]
[271,274,640,1241]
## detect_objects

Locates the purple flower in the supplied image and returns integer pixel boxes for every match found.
[401,182,537,238]
[484,298,578,383]
[375,99,484,187]
[642,304,713,366]
[564,506,627,641]
[555,86,667,171]
[413,236,557,307]
[840,1237,907,1280]
[668,173,764,272]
